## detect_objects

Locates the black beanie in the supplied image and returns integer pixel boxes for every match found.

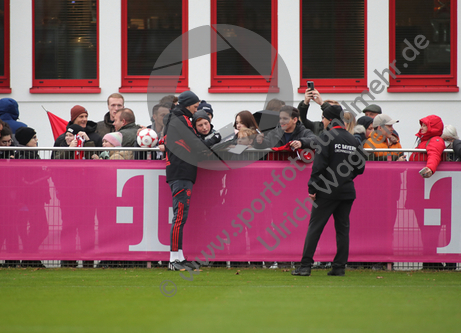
[178,91,200,107]
[66,124,85,135]
[357,116,373,130]
[323,105,343,121]
[15,127,36,146]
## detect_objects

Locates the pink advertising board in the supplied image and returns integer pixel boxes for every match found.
[0,159,460,263]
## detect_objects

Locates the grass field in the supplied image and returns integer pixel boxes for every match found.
[1,267,460,333]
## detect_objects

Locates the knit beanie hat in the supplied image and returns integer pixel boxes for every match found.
[70,105,88,122]
[178,91,200,107]
[192,110,211,128]
[15,127,36,146]
[66,124,85,135]
[103,132,123,147]
[323,104,343,121]
[198,100,213,116]
[357,116,373,130]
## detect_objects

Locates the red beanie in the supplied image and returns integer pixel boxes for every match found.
[70,105,88,123]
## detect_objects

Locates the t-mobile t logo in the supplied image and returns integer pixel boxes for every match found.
[116,169,169,252]
[424,172,461,254]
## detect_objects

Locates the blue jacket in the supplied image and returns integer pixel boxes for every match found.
[0,98,27,134]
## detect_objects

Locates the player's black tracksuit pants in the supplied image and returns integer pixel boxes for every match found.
[169,180,193,252]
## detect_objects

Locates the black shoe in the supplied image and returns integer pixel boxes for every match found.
[180,260,200,270]
[291,265,311,276]
[327,267,345,276]
[168,260,186,271]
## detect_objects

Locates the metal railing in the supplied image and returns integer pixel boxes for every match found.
[0,146,458,162]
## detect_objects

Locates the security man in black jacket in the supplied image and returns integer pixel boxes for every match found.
[292,101,366,277]
[163,91,220,271]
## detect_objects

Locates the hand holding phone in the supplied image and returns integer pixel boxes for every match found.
[307,81,314,91]
[419,167,432,178]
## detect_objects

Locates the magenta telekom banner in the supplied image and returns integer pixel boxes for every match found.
[0,159,460,263]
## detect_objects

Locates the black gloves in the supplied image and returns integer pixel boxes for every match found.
[204,132,221,147]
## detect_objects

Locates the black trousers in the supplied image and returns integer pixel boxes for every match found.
[169,180,193,252]
[301,197,354,268]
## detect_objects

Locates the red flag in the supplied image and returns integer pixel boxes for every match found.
[46,110,68,140]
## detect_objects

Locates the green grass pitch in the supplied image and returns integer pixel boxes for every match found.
[1,267,460,333]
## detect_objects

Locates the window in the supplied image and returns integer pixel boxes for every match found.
[299,0,367,93]
[209,0,278,93]
[0,0,10,93]
[389,0,458,92]
[120,0,188,93]
[31,0,99,93]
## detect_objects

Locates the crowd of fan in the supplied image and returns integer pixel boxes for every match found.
[1,89,460,269]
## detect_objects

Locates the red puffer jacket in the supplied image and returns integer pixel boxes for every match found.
[409,115,445,173]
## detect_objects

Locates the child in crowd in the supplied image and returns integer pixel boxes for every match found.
[92,132,130,160]
[236,127,257,147]
[193,110,213,138]
[192,110,221,147]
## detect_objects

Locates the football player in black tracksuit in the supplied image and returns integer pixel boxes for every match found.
[291,99,366,277]
[163,91,221,271]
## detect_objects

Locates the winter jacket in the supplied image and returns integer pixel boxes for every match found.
[308,124,366,200]
[363,132,403,161]
[0,149,14,159]
[53,137,96,160]
[118,122,140,147]
[98,150,132,160]
[0,98,27,134]
[54,120,103,148]
[254,122,318,150]
[96,112,115,138]
[353,124,366,145]
[164,105,210,184]
[14,146,40,160]
[409,115,445,173]
[297,100,324,136]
